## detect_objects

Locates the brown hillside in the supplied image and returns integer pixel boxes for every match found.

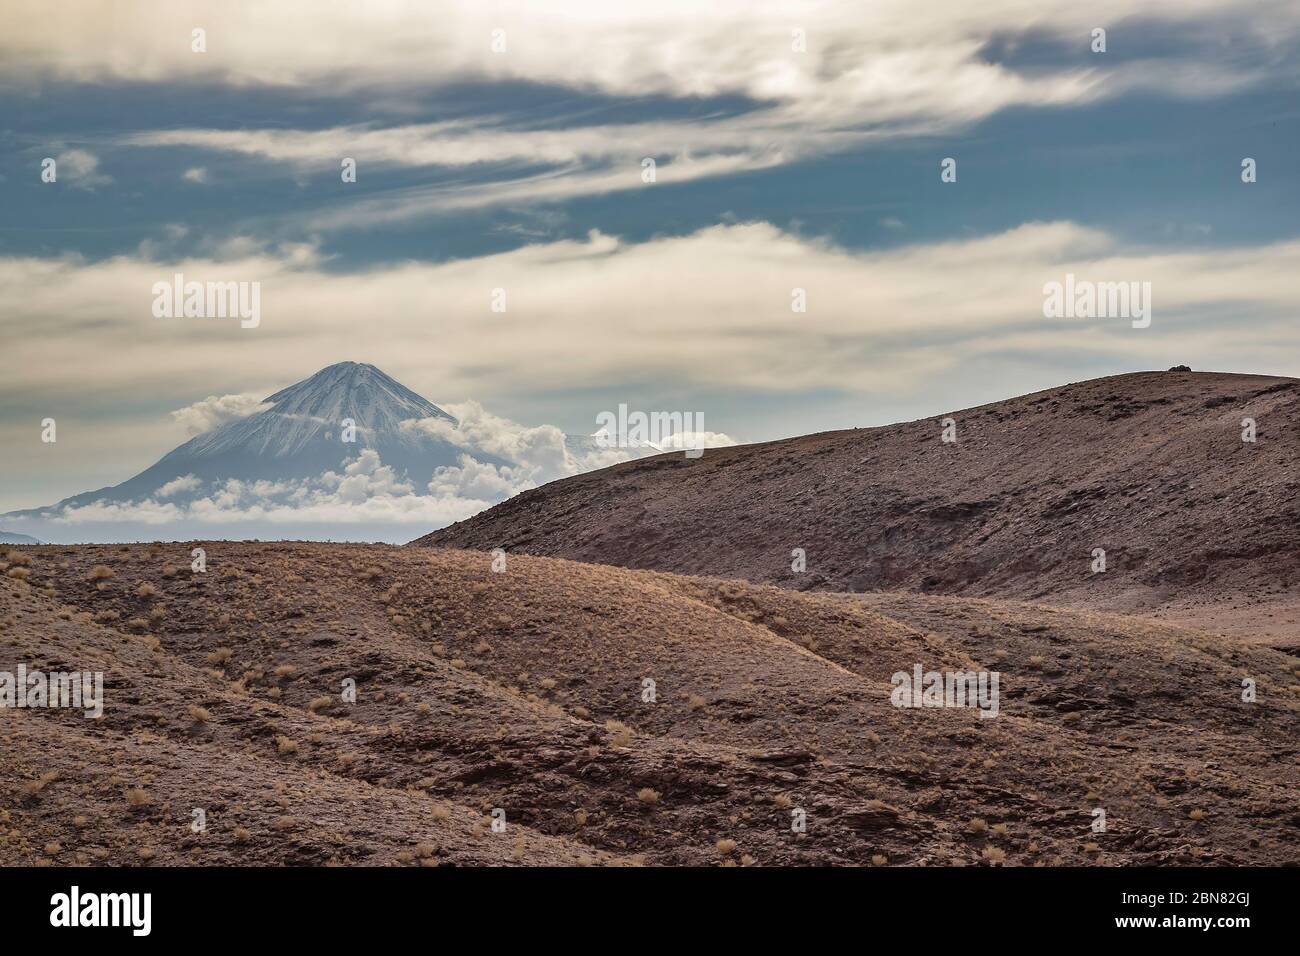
[416,371,1300,645]
[3,543,1299,866]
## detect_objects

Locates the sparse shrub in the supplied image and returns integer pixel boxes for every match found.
[207,648,233,665]
[637,788,661,805]
[233,826,251,843]
[1189,809,1206,821]
[981,846,1006,864]
[188,704,211,723]
[606,719,634,748]
[688,694,707,711]
[21,771,58,796]
[432,806,452,821]
[275,735,298,755]
[125,788,150,809]
[136,582,157,597]
[871,854,888,866]
[89,565,114,581]
[5,567,30,581]
[716,838,737,854]
[308,696,333,714]
[968,817,987,833]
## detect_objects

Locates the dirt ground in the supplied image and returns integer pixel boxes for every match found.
[3,542,1298,866]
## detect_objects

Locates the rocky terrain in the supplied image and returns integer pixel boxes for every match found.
[419,370,1300,647]
[3,542,1298,866]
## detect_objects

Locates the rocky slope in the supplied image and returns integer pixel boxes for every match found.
[417,371,1300,645]
[3,543,1298,866]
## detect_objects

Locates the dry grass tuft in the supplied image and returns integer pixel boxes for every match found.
[981,846,1006,864]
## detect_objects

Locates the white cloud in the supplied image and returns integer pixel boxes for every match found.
[169,392,272,436]
[181,166,209,184]
[35,400,700,535]
[9,2,1289,121]
[13,3,1296,222]
[155,474,201,498]
[5,221,1300,415]
[55,149,111,189]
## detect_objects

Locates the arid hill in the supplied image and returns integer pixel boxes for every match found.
[3,543,1299,866]
[417,371,1300,646]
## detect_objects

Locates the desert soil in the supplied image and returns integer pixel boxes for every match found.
[3,542,1299,866]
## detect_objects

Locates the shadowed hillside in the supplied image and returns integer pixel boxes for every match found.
[417,371,1300,645]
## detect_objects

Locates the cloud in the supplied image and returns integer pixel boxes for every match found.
[55,149,111,189]
[169,392,272,436]
[27,385,734,537]
[181,166,209,184]
[8,2,1291,120]
[154,474,201,498]
[15,3,1298,222]
[34,394,704,536]
[5,221,1300,418]
[123,117,808,223]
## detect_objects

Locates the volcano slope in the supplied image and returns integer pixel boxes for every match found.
[417,370,1300,646]
[3,543,1299,866]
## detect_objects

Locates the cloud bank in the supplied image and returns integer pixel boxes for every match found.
[30,400,736,541]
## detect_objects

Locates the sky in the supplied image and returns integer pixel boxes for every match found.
[2,0,1299,522]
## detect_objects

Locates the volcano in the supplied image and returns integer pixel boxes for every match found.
[1,363,483,543]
